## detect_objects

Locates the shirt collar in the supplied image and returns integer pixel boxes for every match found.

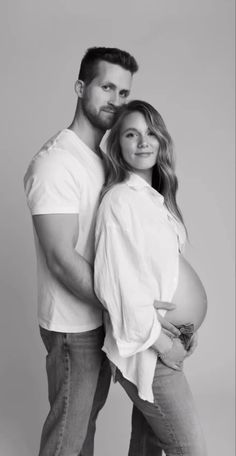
[126,173,186,247]
[126,173,164,204]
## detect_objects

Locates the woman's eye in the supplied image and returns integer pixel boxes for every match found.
[126,132,135,138]
[102,85,111,91]
[148,130,155,136]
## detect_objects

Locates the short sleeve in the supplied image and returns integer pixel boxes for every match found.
[94,196,161,358]
[24,154,81,215]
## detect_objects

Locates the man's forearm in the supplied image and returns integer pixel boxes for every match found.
[47,249,104,310]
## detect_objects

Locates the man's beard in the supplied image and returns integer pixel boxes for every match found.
[81,98,116,131]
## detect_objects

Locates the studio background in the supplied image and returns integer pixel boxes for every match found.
[0,1,234,455]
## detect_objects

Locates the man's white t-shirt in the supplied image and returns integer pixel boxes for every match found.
[24,129,104,332]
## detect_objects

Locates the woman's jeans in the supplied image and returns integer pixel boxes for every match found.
[117,325,207,456]
[38,325,111,456]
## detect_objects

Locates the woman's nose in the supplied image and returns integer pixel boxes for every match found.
[138,136,149,148]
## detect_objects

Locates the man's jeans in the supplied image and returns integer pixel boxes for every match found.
[118,325,207,456]
[38,325,111,456]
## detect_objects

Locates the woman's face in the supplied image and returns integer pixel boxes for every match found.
[119,111,159,182]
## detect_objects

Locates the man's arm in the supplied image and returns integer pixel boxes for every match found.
[33,213,103,310]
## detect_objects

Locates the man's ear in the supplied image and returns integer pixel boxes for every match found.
[74,79,85,98]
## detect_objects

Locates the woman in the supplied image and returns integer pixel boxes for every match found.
[94,100,207,455]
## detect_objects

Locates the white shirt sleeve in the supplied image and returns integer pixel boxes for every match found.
[24,154,81,214]
[94,198,161,358]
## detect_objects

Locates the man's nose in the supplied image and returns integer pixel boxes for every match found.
[108,91,121,107]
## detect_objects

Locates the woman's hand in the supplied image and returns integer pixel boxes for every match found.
[152,331,173,357]
[159,337,187,370]
[153,300,181,338]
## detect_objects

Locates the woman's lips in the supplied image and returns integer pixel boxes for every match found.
[134,152,153,156]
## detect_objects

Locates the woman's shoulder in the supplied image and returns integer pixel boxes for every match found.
[97,182,135,223]
[102,182,133,206]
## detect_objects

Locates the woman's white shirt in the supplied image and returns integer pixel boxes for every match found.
[94,173,186,402]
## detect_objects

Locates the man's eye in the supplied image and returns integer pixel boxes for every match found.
[102,85,111,91]
[120,92,128,99]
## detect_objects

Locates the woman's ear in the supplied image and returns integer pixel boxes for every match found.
[74,79,85,98]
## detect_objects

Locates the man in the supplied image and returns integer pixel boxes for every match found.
[24,46,190,456]
[24,46,139,456]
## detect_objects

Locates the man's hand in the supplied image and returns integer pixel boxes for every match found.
[159,337,187,370]
[154,300,181,337]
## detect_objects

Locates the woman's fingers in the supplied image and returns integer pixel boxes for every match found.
[153,300,181,336]
[153,300,176,311]
[161,328,175,339]
[156,313,181,336]
[160,358,181,370]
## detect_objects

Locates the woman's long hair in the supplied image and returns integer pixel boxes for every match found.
[101,100,186,231]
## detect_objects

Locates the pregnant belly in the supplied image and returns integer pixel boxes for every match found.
[165,255,207,330]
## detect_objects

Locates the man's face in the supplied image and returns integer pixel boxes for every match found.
[81,61,133,131]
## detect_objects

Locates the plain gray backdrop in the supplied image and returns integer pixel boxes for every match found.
[0,1,235,455]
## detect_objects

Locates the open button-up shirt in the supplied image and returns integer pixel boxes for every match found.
[94,173,186,402]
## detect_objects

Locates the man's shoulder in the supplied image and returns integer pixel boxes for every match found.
[25,130,84,178]
[33,130,76,161]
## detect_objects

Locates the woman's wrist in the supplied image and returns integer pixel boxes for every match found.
[152,332,173,356]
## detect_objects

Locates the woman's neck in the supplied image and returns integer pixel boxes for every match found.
[132,169,152,185]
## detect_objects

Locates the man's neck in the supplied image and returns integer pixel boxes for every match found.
[68,109,104,157]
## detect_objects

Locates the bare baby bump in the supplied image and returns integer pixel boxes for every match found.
[165,255,208,330]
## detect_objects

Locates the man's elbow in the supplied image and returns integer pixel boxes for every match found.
[45,250,69,280]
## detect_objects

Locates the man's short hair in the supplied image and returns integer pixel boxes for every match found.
[78,47,138,84]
